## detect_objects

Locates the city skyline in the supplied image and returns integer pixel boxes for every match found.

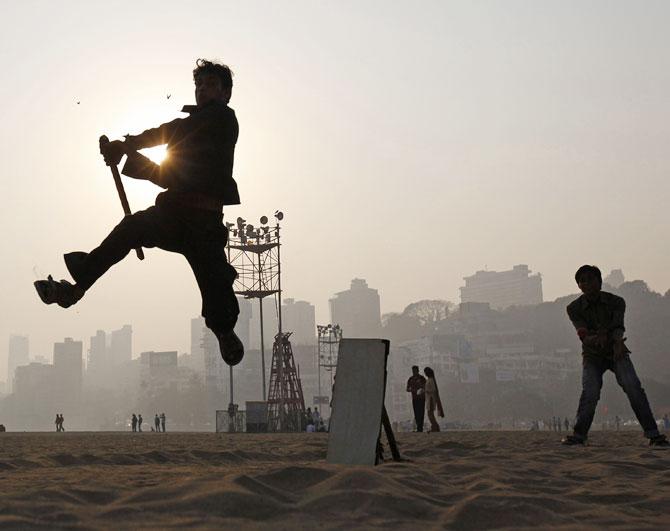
[1,264,632,384]
[3,2,670,384]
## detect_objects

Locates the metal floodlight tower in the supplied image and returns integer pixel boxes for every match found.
[316,324,342,415]
[226,211,284,401]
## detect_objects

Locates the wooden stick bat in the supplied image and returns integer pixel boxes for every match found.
[99,135,144,260]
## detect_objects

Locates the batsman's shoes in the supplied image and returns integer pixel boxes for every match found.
[218,330,245,366]
[649,435,669,448]
[34,275,83,308]
[561,435,586,446]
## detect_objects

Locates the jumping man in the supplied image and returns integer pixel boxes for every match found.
[34,59,244,365]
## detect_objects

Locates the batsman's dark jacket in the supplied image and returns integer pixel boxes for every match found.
[566,291,626,360]
[122,100,240,210]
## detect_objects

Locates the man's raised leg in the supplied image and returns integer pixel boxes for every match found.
[35,206,177,308]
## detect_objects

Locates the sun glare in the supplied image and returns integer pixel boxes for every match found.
[141,145,168,165]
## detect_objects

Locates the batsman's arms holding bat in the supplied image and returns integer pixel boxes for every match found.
[99,102,239,204]
[567,294,630,361]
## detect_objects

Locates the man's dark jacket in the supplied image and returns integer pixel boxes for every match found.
[121,100,240,210]
[566,291,626,360]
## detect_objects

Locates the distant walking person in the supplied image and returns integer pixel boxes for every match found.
[155,414,160,432]
[55,414,60,432]
[562,265,668,447]
[138,414,143,432]
[59,414,65,432]
[305,408,314,432]
[131,414,138,432]
[406,366,426,432]
[160,412,166,432]
[423,367,444,433]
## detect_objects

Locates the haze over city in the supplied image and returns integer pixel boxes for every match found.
[2,1,670,380]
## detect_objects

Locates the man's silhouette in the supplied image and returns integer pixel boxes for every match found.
[406,366,426,432]
[562,265,668,447]
[34,59,244,365]
[154,413,160,432]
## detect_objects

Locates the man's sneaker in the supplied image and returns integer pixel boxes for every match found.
[218,330,244,366]
[561,435,586,446]
[649,435,669,448]
[34,275,83,308]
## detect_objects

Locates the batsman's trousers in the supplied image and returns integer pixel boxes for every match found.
[64,203,239,334]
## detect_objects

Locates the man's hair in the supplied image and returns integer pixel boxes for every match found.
[411,365,419,371]
[575,265,602,285]
[193,59,233,89]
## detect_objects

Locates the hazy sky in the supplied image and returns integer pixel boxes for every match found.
[2,1,669,380]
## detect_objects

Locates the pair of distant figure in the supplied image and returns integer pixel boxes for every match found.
[407,366,444,433]
[131,413,143,432]
[154,413,166,432]
[54,413,65,432]
[550,416,570,432]
[304,407,323,433]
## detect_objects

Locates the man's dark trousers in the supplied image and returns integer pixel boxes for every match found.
[413,397,426,432]
[64,203,239,335]
[573,355,660,440]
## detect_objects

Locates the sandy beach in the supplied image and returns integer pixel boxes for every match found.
[0,430,668,529]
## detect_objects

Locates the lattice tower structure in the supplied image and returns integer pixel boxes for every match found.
[226,215,283,400]
[267,332,306,432]
[317,324,342,415]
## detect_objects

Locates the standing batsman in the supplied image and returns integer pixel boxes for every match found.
[34,59,244,366]
[562,265,668,447]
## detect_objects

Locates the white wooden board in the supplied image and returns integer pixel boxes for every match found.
[326,338,390,465]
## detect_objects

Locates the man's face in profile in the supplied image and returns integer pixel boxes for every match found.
[195,73,228,106]
[577,271,601,298]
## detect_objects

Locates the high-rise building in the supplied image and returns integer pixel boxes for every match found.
[110,325,132,363]
[53,337,83,408]
[460,264,543,310]
[13,362,53,424]
[282,298,316,346]
[329,279,382,338]
[7,335,29,394]
[88,330,107,372]
[140,351,179,386]
[190,317,208,374]
[236,298,253,348]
